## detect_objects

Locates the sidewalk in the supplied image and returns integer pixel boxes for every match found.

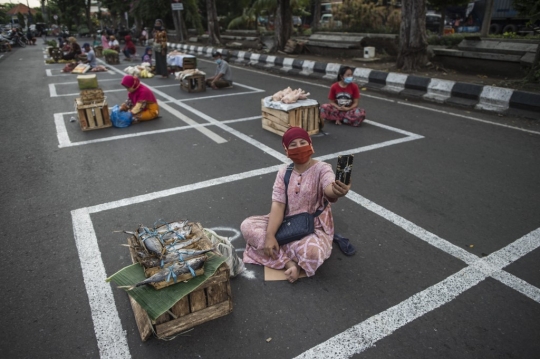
[167,41,540,120]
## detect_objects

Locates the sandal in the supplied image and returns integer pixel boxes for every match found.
[333,233,356,256]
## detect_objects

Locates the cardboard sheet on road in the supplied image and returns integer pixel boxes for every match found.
[264,266,307,281]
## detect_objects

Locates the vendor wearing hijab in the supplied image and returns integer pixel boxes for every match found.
[120,75,160,123]
[62,37,82,60]
[153,19,168,78]
[122,35,136,61]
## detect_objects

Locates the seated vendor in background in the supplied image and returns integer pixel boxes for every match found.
[120,75,160,123]
[205,52,233,90]
[62,37,82,60]
[108,35,120,52]
[82,43,96,68]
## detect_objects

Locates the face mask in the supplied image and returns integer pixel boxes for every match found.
[216,59,222,65]
[286,145,314,165]
[344,77,353,84]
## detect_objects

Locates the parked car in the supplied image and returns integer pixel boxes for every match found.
[426,14,442,32]
[319,14,342,29]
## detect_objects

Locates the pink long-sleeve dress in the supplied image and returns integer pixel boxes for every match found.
[241,161,336,277]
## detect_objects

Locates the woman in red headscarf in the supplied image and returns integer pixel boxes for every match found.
[122,35,136,61]
[240,127,352,283]
[120,75,159,122]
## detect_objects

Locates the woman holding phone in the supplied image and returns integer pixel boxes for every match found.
[241,127,352,283]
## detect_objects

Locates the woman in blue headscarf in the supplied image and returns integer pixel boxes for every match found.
[153,19,168,78]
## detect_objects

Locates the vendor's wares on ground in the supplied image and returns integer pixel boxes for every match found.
[71,63,91,74]
[124,62,154,78]
[74,97,111,131]
[107,220,236,341]
[262,95,322,136]
[103,49,119,64]
[271,86,311,104]
[177,69,207,93]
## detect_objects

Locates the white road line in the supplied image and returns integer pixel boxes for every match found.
[346,191,478,264]
[163,90,264,103]
[100,59,228,144]
[86,164,283,213]
[56,115,261,148]
[490,270,540,303]
[48,83,57,97]
[295,227,540,359]
[54,113,71,147]
[71,208,130,359]
[398,101,540,135]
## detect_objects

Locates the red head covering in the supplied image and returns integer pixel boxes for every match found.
[120,75,157,104]
[282,127,312,148]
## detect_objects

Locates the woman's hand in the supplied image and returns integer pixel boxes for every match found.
[331,180,351,198]
[120,103,128,111]
[263,235,279,259]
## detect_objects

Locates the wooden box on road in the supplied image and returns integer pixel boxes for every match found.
[261,100,321,136]
[75,98,112,131]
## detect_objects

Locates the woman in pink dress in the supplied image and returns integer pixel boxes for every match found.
[241,127,351,282]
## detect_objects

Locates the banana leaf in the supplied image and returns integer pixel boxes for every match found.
[106,253,226,321]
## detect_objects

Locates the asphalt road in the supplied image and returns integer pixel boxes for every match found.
[1,42,540,359]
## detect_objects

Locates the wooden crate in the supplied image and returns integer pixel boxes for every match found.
[261,100,321,136]
[180,74,206,93]
[182,57,197,70]
[95,46,103,58]
[75,98,112,131]
[127,223,233,341]
[105,53,119,64]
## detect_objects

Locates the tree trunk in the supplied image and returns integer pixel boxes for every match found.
[311,0,321,30]
[396,0,428,71]
[439,6,447,35]
[206,0,221,45]
[275,0,293,51]
[480,0,494,37]
[41,0,48,22]
[85,0,93,33]
[181,11,188,41]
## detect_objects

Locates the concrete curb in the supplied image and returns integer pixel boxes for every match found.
[168,43,540,119]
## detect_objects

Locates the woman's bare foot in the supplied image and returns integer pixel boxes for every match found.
[335,120,342,126]
[284,261,301,283]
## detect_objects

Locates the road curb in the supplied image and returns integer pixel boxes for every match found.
[169,43,540,119]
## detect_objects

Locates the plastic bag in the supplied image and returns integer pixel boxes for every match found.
[110,105,133,128]
[203,228,245,277]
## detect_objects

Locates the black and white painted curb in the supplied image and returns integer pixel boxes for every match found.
[168,42,540,118]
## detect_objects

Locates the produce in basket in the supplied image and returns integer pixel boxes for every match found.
[119,256,207,290]
[103,49,118,56]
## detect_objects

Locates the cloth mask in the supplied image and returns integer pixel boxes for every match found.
[216,59,222,65]
[344,77,353,84]
[287,145,314,165]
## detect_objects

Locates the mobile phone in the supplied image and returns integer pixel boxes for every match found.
[335,155,354,185]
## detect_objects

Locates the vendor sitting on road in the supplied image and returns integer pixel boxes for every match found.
[62,37,82,61]
[205,52,233,90]
[319,66,366,127]
[82,43,96,68]
[120,75,159,123]
[108,35,120,52]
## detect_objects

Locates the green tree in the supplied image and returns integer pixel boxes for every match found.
[513,0,540,81]
[17,12,26,29]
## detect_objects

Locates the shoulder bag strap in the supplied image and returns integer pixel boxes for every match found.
[283,163,294,216]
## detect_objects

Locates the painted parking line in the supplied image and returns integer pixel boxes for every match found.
[70,121,423,359]
[295,227,540,359]
[55,114,260,148]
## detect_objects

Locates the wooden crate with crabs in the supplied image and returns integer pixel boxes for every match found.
[74,98,112,131]
[261,100,322,136]
[126,223,233,341]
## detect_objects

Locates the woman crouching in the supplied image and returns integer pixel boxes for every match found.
[241,127,351,283]
[319,66,366,126]
[120,75,159,123]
